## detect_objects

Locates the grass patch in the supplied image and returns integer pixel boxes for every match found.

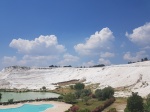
[75,98,105,111]
[51,86,75,95]
[104,97,127,111]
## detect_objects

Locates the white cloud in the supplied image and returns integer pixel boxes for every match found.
[22,55,59,67]
[99,58,111,65]
[58,54,79,66]
[74,27,115,55]
[141,46,150,50]
[9,35,66,55]
[123,51,148,62]
[2,56,17,66]
[82,60,95,67]
[100,52,115,58]
[2,55,59,68]
[126,22,150,46]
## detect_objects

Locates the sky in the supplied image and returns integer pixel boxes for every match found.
[0,0,150,69]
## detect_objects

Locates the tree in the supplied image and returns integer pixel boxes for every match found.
[74,83,85,90]
[141,59,144,62]
[75,89,91,99]
[42,86,46,90]
[95,86,114,100]
[125,92,144,112]
[144,57,148,61]
[64,93,76,104]
[41,86,46,91]
[95,89,103,100]
[81,89,91,96]
[102,86,114,100]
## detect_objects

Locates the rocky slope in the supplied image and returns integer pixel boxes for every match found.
[0,61,150,97]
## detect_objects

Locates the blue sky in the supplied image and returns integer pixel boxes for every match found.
[0,0,150,69]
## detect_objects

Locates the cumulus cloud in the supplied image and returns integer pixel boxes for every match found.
[141,46,150,50]
[82,60,95,67]
[100,52,115,58]
[2,56,17,66]
[74,27,115,55]
[2,55,59,68]
[123,51,148,62]
[9,35,66,55]
[99,58,111,65]
[58,54,79,66]
[126,22,150,46]
[22,55,59,67]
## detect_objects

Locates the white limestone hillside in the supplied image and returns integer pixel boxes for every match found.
[0,61,150,97]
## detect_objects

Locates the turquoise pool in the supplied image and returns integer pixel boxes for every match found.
[0,104,53,112]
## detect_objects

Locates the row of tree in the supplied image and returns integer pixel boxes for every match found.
[128,57,149,64]
[49,65,72,68]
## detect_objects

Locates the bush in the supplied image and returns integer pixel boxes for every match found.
[95,89,102,100]
[8,99,13,103]
[64,93,76,104]
[58,95,63,99]
[92,97,115,112]
[82,96,91,105]
[125,92,144,112]
[81,89,92,97]
[74,83,85,90]
[70,105,79,112]
[95,86,114,100]
[75,89,92,99]
[75,90,82,99]
[102,86,114,100]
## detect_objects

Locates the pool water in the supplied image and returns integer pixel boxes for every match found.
[0,92,60,102]
[0,104,53,112]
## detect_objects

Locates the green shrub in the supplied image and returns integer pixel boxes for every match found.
[75,90,82,99]
[64,93,76,104]
[95,86,114,100]
[81,89,92,97]
[95,89,102,100]
[125,92,144,112]
[58,95,63,99]
[8,99,13,103]
[74,83,85,90]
